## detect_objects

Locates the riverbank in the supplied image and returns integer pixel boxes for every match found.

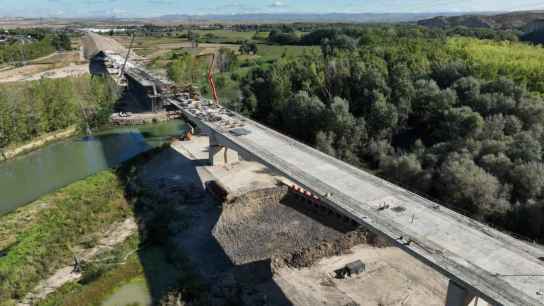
[20,144,205,306]
[0,126,78,162]
[0,120,186,215]
[0,170,134,305]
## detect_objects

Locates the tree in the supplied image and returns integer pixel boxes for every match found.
[508,132,542,162]
[239,41,257,55]
[431,60,469,88]
[438,153,509,215]
[320,34,358,57]
[216,48,238,72]
[167,52,193,85]
[413,80,457,122]
[87,76,120,128]
[515,96,544,129]
[479,153,512,180]
[315,131,336,157]
[268,29,299,45]
[511,162,544,200]
[453,77,481,103]
[368,92,398,134]
[326,97,356,137]
[433,107,484,142]
[381,153,428,191]
[52,33,72,51]
[283,91,326,143]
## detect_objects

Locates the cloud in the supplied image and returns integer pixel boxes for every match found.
[269,1,286,8]
[201,2,261,14]
[148,0,175,5]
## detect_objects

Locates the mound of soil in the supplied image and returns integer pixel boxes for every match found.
[212,187,360,265]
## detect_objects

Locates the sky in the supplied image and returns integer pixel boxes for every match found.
[1,0,544,18]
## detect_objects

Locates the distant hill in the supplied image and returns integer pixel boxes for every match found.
[418,11,544,30]
[151,13,465,24]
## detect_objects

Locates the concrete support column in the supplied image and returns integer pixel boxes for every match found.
[209,133,239,166]
[209,145,239,166]
[446,281,491,306]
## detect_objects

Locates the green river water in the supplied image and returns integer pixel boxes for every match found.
[0,120,186,216]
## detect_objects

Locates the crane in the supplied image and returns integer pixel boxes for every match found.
[195,52,220,106]
[119,34,135,78]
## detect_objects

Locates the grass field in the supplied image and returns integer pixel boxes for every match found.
[133,31,319,105]
[195,29,265,43]
[447,37,544,92]
[257,44,320,61]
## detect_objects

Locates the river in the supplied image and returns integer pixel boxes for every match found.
[0,120,186,215]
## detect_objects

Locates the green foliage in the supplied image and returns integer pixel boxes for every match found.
[511,162,544,200]
[239,41,258,55]
[0,171,131,303]
[216,48,239,72]
[167,51,195,85]
[0,35,56,65]
[268,29,300,45]
[236,29,544,241]
[51,33,72,51]
[0,76,117,150]
[447,37,544,92]
[438,153,508,215]
[87,76,120,128]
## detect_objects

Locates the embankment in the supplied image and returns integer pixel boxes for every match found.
[0,126,78,162]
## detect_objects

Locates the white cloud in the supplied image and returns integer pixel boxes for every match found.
[269,1,286,8]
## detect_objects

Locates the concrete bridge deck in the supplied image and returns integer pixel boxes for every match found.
[84,32,544,306]
[177,100,544,306]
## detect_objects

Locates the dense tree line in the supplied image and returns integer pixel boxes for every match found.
[0,37,55,65]
[266,24,519,47]
[0,76,118,150]
[0,32,72,65]
[235,35,544,242]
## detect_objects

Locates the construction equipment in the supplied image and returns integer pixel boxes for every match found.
[195,52,220,106]
[119,34,135,78]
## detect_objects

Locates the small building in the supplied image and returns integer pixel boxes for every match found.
[334,260,366,279]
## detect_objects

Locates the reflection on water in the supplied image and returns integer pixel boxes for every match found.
[101,247,178,306]
[101,278,152,306]
[0,120,186,215]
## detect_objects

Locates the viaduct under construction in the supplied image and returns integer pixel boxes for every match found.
[83,32,544,306]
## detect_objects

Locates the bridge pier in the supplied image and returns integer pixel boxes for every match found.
[209,135,239,166]
[446,281,491,306]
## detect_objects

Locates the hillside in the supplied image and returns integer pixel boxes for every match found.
[152,13,464,24]
[418,11,544,30]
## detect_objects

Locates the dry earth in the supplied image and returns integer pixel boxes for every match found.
[274,244,448,306]
[0,51,89,83]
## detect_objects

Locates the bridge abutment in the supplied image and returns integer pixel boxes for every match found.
[446,281,491,306]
